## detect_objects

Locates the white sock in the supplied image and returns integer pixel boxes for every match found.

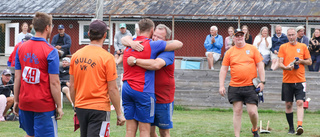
[0,95,7,118]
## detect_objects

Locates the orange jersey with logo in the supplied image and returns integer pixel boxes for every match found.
[70,45,118,111]
[278,42,311,83]
[222,44,263,87]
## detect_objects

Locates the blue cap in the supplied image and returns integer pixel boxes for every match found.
[58,24,64,29]
[119,23,126,28]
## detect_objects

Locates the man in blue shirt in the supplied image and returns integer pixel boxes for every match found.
[51,24,72,58]
[270,25,288,71]
[204,26,223,70]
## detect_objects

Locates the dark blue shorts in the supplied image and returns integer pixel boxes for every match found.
[151,102,174,129]
[19,109,57,137]
[122,81,155,123]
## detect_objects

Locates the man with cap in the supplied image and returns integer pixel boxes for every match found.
[0,69,14,121]
[219,29,265,137]
[51,24,72,58]
[59,57,73,107]
[296,26,309,46]
[69,19,125,137]
[114,23,132,66]
[8,34,32,68]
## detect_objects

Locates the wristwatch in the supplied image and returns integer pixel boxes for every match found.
[260,81,266,84]
[133,58,137,64]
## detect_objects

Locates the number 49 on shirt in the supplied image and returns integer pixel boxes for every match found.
[22,66,40,84]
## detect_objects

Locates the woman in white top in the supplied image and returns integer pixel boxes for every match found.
[253,26,272,66]
[225,26,234,51]
[17,22,32,42]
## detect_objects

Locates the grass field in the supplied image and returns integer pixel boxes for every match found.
[1,103,320,137]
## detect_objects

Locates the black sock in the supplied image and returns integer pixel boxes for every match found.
[286,112,294,129]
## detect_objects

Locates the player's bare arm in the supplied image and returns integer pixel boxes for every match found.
[164,40,183,51]
[49,74,64,120]
[278,57,294,70]
[69,75,75,105]
[13,70,21,116]
[120,35,144,52]
[127,56,166,70]
[256,61,265,91]
[108,80,125,126]
[297,58,312,66]
[219,65,228,96]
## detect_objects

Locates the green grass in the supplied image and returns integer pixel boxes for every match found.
[1,103,320,137]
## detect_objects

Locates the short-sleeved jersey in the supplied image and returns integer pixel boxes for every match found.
[222,44,263,87]
[8,41,23,67]
[15,37,60,112]
[123,36,166,93]
[69,45,118,111]
[278,42,311,83]
[155,51,175,104]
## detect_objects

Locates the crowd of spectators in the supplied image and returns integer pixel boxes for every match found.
[203,25,319,72]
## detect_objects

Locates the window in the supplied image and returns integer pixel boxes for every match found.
[114,22,138,44]
[306,25,319,39]
[78,21,113,45]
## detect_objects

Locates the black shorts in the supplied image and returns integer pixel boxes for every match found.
[60,83,68,91]
[228,85,258,106]
[76,108,110,137]
[281,83,306,102]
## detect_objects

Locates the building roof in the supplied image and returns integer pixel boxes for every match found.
[1,0,320,20]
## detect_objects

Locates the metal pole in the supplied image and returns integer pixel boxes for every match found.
[238,16,240,29]
[172,16,175,40]
[95,0,103,20]
[306,17,309,38]
[108,14,111,52]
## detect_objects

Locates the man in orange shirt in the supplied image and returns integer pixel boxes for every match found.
[278,28,312,135]
[69,20,125,137]
[219,29,265,137]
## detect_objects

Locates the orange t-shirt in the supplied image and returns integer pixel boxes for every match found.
[222,44,263,87]
[278,42,311,83]
[69,45,118,111]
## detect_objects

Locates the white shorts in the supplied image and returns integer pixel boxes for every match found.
[205,52,221,62]
[270,52,278,60]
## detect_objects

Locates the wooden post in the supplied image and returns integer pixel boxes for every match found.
[306,17,309,38]
[108,14,111,52]
[238,16,240,29]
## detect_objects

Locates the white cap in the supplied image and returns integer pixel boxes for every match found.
[296,26,305,32]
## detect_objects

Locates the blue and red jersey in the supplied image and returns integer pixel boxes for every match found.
[8,41,23,67]
[123,36,166,93]
[15,37,60,112]
[155,51,175,104]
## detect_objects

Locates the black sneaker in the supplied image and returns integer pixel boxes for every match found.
[288,127,295,134]
[296,126,304,135]
[252,130,260,137]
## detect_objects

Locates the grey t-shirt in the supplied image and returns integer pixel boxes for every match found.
[114,30,132,51]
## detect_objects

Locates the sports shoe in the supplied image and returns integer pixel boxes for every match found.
[252,130,260,137]
[296,126,303,135]
[288,127,295,134]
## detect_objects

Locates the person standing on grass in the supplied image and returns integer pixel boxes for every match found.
[219,29,265,137]
[278,28,312,135]
[69,20,125,137]
[121,18,182,137]
[122,24,175,137]
[13,12,63,137]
